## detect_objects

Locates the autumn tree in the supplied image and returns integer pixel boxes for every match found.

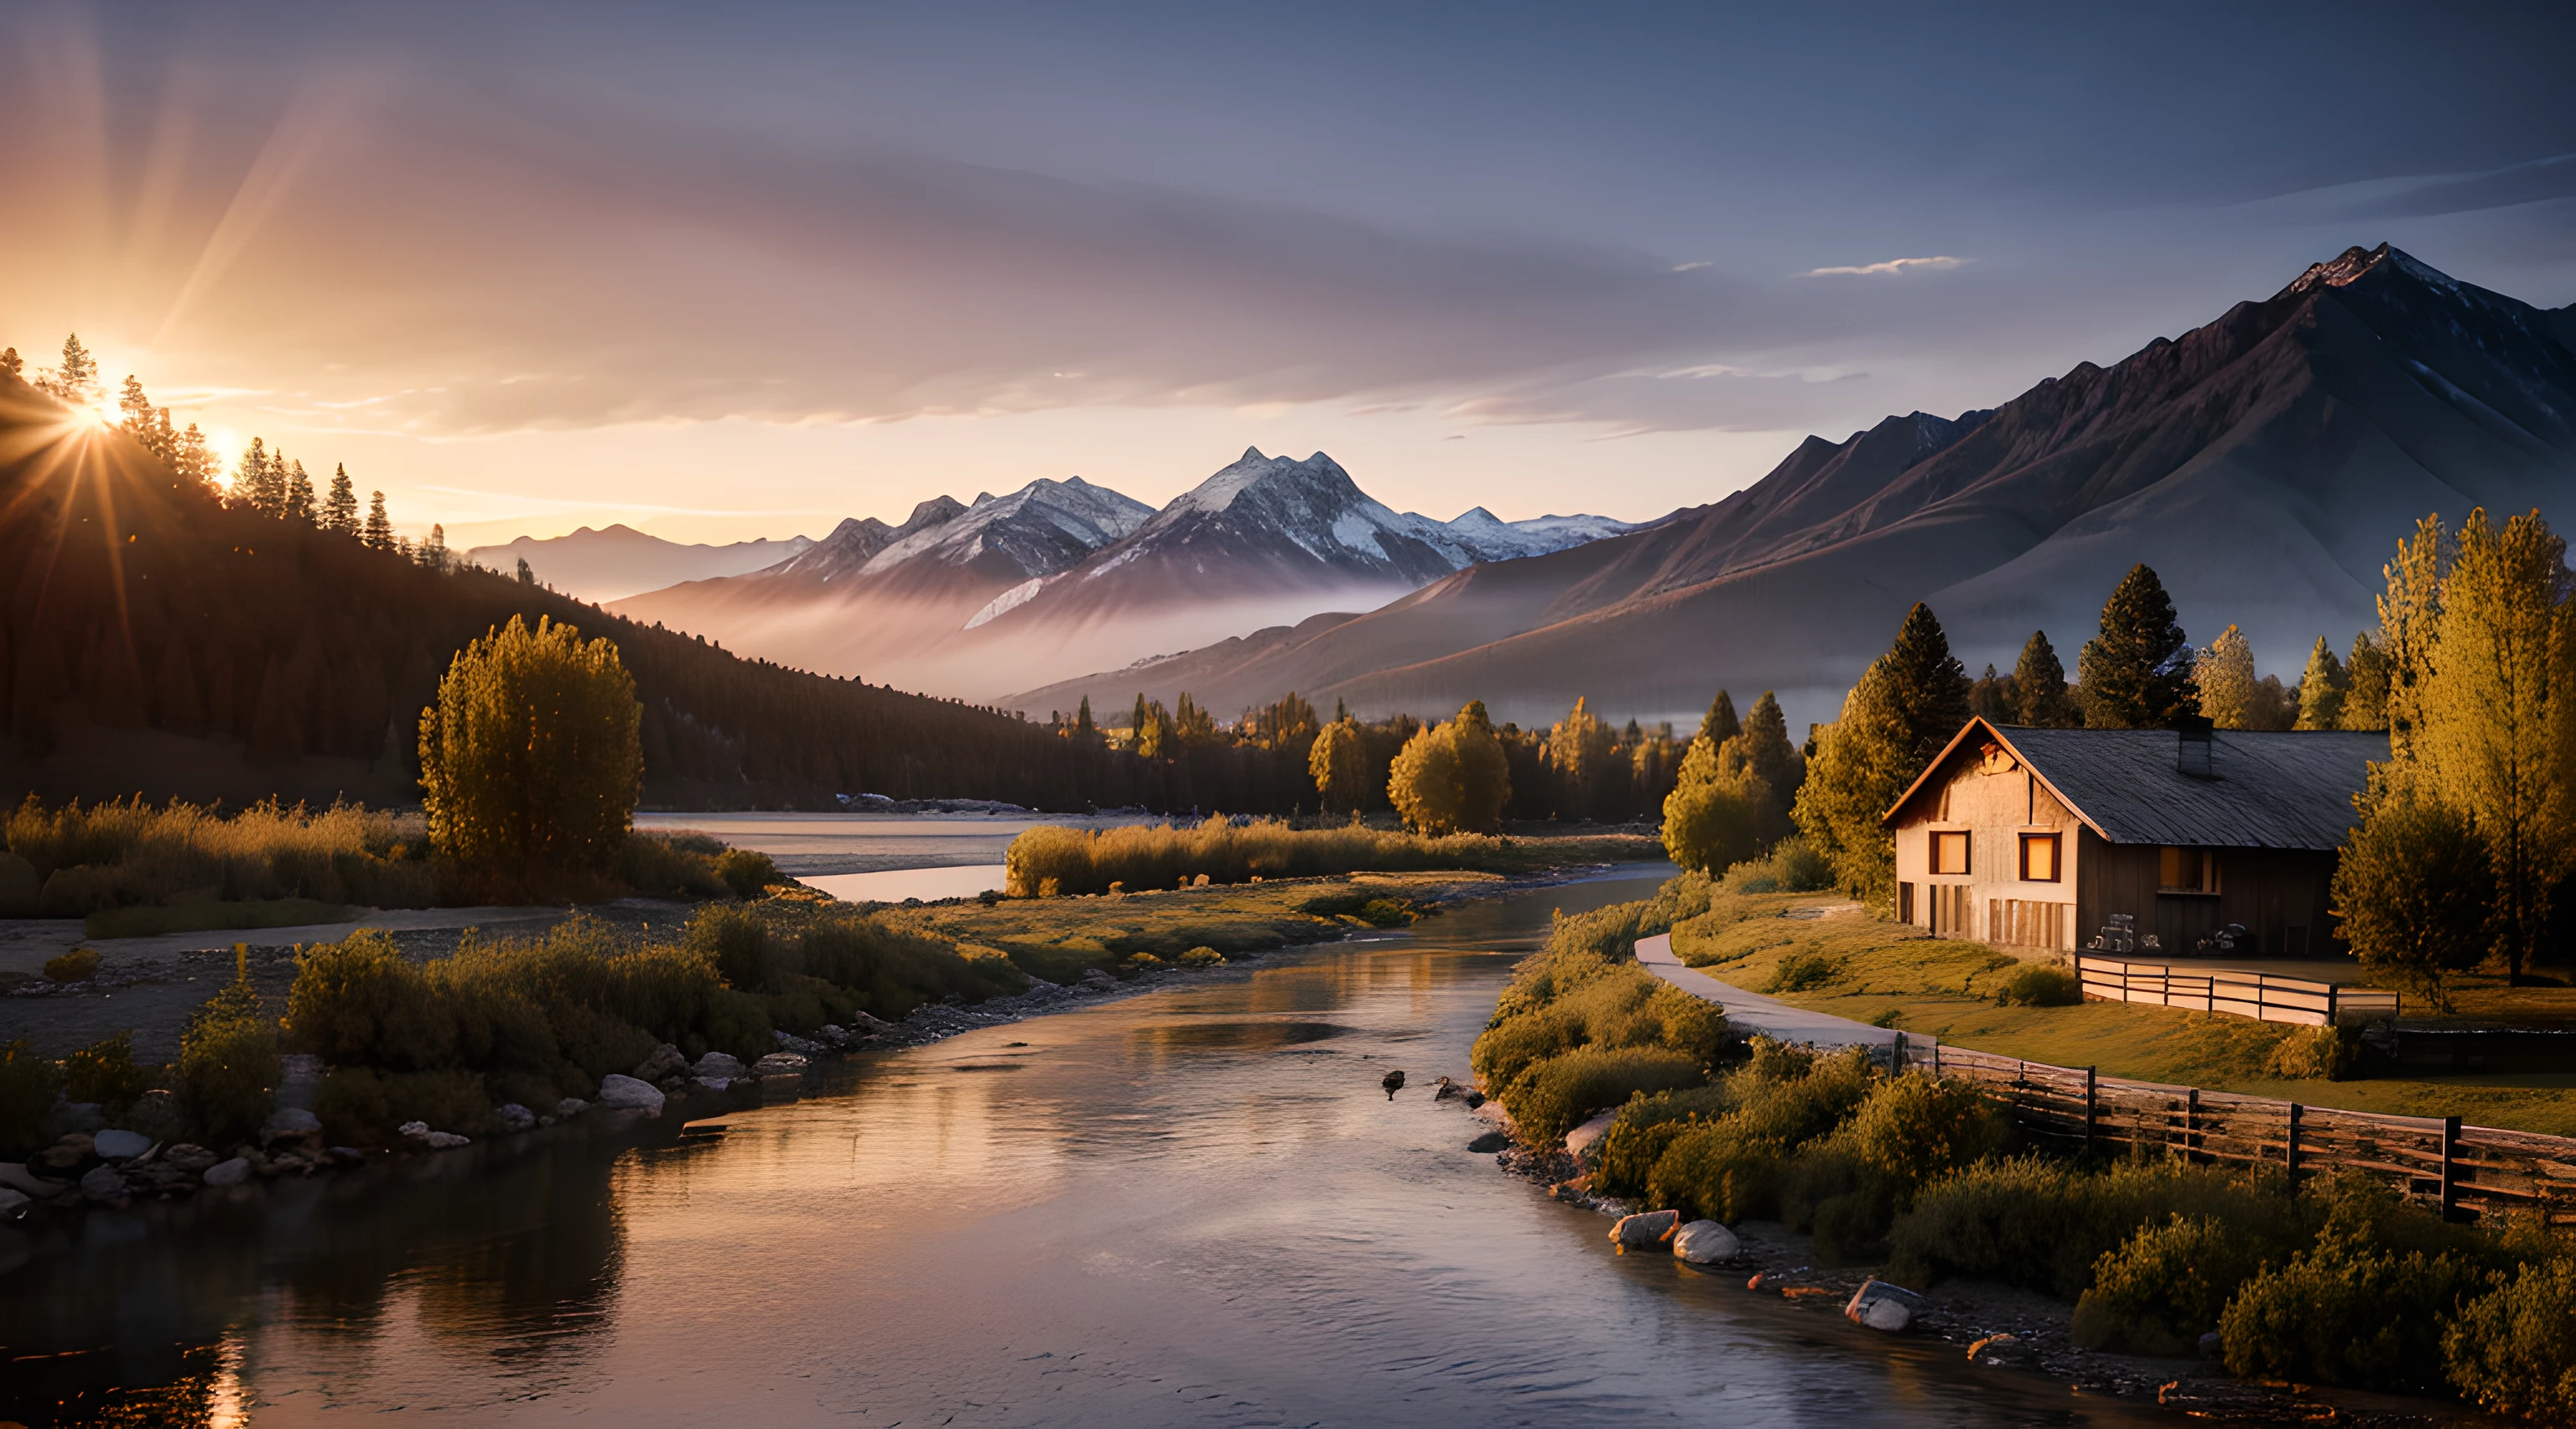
[2341,631,2392,731]
[2330,778,2494,1011]
[2199,625,2258,729]
[418,616,643,876]
[1309,715,1368,813]
[2078,564,2196,728]
[1388,701,1510,834]
[2295,637,2348,730]
[2377,514,2448,762]
[2011,630,2079,726]
[1662,735,1774,875]
[1544,696,1618,819]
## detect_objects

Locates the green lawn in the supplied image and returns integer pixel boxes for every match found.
[1669,892,2576,1138]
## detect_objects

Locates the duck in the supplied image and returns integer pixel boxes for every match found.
[1381,1069,1405,1100]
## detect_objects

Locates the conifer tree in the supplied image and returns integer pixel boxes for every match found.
[1074,696,1094,738]
[2077,564,2196,729]
[364,491,394,550]
[1739,690,1805,812]
[117,376,157,448]
[174,424,214,491]
[1967,663,2011,724]
[234,439,277,514]
[2011,630,2077,726]
[2295,637,2348,730]
[1697,690,1740,747]
[1876,602,1972,765]
[420,523,449,572]
[39,334,100,408]
[319,465,357,534]
[1791,662,1914,902]
[284,460,316,524]
[2199,624,2258,729]
[2342,631,2392,731]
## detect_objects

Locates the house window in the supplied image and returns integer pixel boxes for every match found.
[1930,830,1971,876]
[2019,832,2061,882]
[2159,846,2219,894]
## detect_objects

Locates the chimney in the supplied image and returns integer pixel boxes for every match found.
[2177,716,2215,778]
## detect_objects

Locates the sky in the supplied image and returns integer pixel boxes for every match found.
[2,2,2572,548]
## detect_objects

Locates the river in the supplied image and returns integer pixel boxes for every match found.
[0,868,2169,1426]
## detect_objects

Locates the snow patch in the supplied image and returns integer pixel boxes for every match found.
[963,577,1048,630]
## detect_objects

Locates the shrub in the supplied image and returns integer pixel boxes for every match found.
[418,615,641,878]
[1842,1074,2007,1190]
[1766,953,1841,993]
[1640,1044,1876,1224]
[0,1038,62,1155]
[286,931,454,1070]
[178,952,280,1144]
[1510,1046,1705,1146]
[1994,964,2079,1006]
[715,848,780,899]
[1594,1085,1737,1199]
[61,1033,152,1115]
[1889,1156,2299,1298]
[2220,1238,2485,1391]
[2445,1257,2576,1422]
[43,948,101,982]
[2265,1025,2360,1081]
[1721,837,1834,895]
[315,1066,501,1144]
[688,904,776,990]
[2074,1215,2269,1356]
[619,832,728,898]
[1179,946,1227,967]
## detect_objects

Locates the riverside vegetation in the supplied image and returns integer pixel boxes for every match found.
[1472,868,2576,1421]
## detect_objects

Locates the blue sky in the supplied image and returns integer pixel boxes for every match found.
[3,2,2571,543]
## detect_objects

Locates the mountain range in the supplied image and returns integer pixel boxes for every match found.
[465,525,814,603]
[1009,245,2576,732]
[608,450,1634,700]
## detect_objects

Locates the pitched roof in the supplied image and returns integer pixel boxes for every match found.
[1884,718,2386,850]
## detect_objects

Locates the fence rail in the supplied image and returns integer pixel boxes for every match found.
[2074,955,2402,1026]
[1893,1037,2576,1228]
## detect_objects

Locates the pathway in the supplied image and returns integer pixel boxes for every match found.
[1633,933,1919,1051]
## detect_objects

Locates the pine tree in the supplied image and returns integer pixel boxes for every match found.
[2077,564,2196,729]
[1967,663,2012,724]
[40,334,100,408]
[174,424,214,491]
[1074,696,1094,738]
[234,439,275,514]
[2011,630,2077,726]
[1876,602,1972,765]
[283,460,316,524]
[1697,690,1740,747]
[2295,637,2348,730]
[2199,624,2258,729]
[2343,631,2392,731]
[117,376,157,447]
[364,491,394,550]
[517,556,536,585]
[323,464,358,535]
[1739,691,1805,808]
[1790,662,1914,902]
[419,523,449,572]
[0,347,18,378]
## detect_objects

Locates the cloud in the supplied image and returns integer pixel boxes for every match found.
[1806,255,1968,277]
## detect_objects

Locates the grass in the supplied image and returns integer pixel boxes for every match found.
[1004,816,1659,897]
[1669,891,2576,1137]
[84,896,356,939]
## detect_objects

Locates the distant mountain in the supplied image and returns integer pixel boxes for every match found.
[466,524,813,603]
[611,453,1633,699]
[1009,245,2576,732]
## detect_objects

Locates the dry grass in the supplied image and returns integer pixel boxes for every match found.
[1004,815,1657,897]
[5,796,434,915]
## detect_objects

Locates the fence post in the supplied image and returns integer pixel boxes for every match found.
[2440,1115,2462,1221]
[2287,1102,2303,1182]
[2185,1087,2199,1163]
[1930,1041,1941,1077]
[2085,1066,2098,1151]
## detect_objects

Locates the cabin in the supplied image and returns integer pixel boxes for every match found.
[1881,718,2388,958]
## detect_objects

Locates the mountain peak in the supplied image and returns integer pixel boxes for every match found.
[2281,242,2397,299]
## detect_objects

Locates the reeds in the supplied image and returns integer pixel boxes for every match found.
[1005,816,1519,897]
[3,795,434,915]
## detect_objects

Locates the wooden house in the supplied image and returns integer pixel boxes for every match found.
[1881,718,2387,957]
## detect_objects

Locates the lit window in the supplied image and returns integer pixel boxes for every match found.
[2158,846,2218,893]
[1930,830,1971,876]
[2019,833,2060,882]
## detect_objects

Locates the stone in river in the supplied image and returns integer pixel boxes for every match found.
[554,1098,590,1119]
[1564,1109,1619,1165]
[753,1052,809,1076]
[1844,1279,1919,1333]
[202,1157,252,1187]
[633,1043,688,1082]
[692,1052,749,1081]
[79,1165,128,1202]
[597,1073,667,1115]
[160,1144,219,1173]
[92,1129,153,1161]
[496,1104,536,1133]
[1610,1209,1680,1249]
[263,1108,323,1142]
[122,1090,187,1142]
[39,1135,93,1171]
[0,1162,55,1196]
[0,1187,27,1220]
[1467,1130,1511,1153]
[1673,1220,1740,1264]
[693,1076,733,1091]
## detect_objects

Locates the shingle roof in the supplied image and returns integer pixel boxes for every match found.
[1886,720,2387,850]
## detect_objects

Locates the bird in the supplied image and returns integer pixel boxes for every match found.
[1381,1069,1406,1100]
[1432,1076,1458,1101]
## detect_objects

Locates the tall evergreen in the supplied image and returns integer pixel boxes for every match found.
[1967,664,2011,724]
[2295,637,2348,730]
[322,465,358,535]
[2199,624,2258,729]
[175,424,214,490]
[41,333,99,408]
[364,491,394,550]
[1739,689,1805,812]
[1074,696,1094,737]
[419,523,449,572]
[1697,689,1740,747]
[284,460,316,524]
[1877,602,1972,764]
[2011,630,2077,726]
[235,439,278,515]
[2077,564,2195,729]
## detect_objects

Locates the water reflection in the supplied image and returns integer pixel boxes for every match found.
[1,869,2183,1426]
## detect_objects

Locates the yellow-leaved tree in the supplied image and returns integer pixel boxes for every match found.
[1660,734,1774,874]
[1387,701,1511,834]
[419,615,643,876]
[1308,715,1368,813]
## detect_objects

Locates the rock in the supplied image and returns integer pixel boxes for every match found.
[201,1157,251,1187]
[397,1120,430,1139]
[692,1052,749,1081]
[122,1089,187,1142]
[632,1043,688,1082]
[2198,1330,2221,1359]
[773,1031,823,1054]
[80,1165,128,1202]
[1968,1333,2038,1365]
[423,1131,470,1150]
[0,1162,58,1196]
[693,1076,733,1091]
[262,1108,323,1142]
[597,1073,667,1115]
[1844,1279,1920,1333]
[1462,1090,1487,1109]
[752,1052,809,1076]
[496,1104,536,1133]
[39,1134,93,1171]
[554,1097,589,1118]
[1433,1076,1460,1100]
[91,1129,153,1161]
[1079,969,1118,990]
[160,1144,219,1173]
[328,1146,368,1165]
[44,1100,104,1138]
[1467,1130,1512,1153]
[1564,1109,1620,1165]
[1610,1209,1681,1249]
[0,1187,27,1220]
[813,1024,851,1047]
[1673,1220,1741,1264]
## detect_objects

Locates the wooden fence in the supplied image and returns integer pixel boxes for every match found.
[2074,955,2402,1027]
[1890,1037,2576,1228]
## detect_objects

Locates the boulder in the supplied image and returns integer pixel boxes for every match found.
[262,1108,323,1143]
[0,1162,57,1197]
[1565,1109,1620,1166]
[691,1052,749,1081]
[91,1129,153,1161]
[632,1044,688,1082]
[38,1134,94,1171]
[1462,1090,1487,1109]
[1467,1130,1512,1153]
[0,1187,28,1220]
[122,1090,188,1142]
[1610,1209,1681,1249]
[496,1104,536,1133]
[553,1098,589,1118]
[160,1144,220,1173]
[79,1165,128,1202]
[774,1031,823,1054]
[423,1130,470,1150]
[1673,1220,1741,1265]
[44,1101,104,1138]
[813,1025,852,1047]
[693,1076,733,1091]
[1844,1279,1920,1333]
[201,1157,252,1187]
[597,1073,667,1115]
[752,1052,809,1076]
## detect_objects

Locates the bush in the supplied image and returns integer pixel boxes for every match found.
[0,1038,62,1155]
[1005,815,1566,897]
[689,904,777,990]
[619,832,728,898]
[1766,953,1841,993]
[1889,1156,2300,1298]
[2446,1257,2576,1422]
[61,1033,153,1115]
[1994,964,2079,1006]
[315,1066,501,1143]
[418,615,641,878]
[715,848,780,899]
[1721,836,1834,895]
[1640,1043,1876,1224]
[1179,946,1227,967]
[2074,1215,2269,1356]
[1842,1074,2007,1189]
[2,795,433,915]
[286,931,454,1070]
[2220,1179,2493,1392]
[1510,1046,1706,1146]
[178,952,280,1144]
[2265,1025,2360,1081]
[43,948,101,983]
